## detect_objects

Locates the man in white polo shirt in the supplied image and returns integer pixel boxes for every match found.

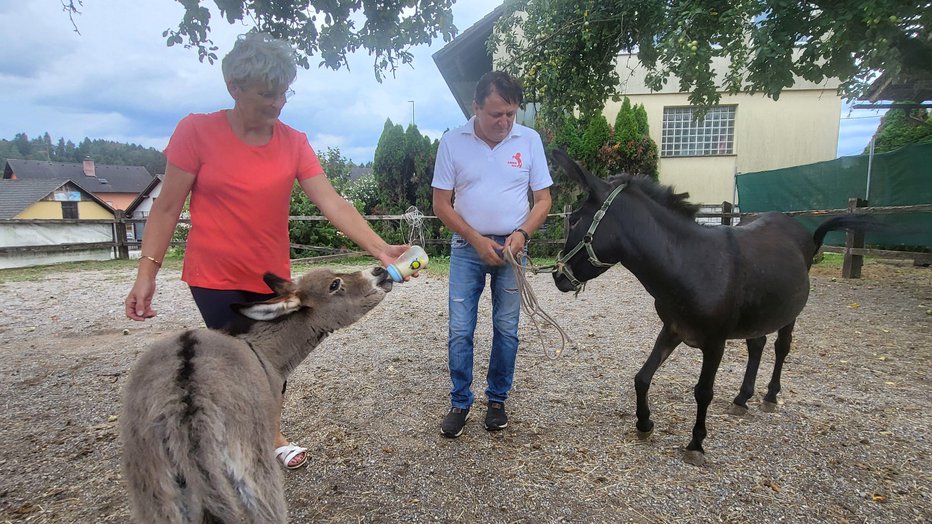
[432,71,553,438]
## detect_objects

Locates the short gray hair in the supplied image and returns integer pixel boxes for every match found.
[221,32,297,90]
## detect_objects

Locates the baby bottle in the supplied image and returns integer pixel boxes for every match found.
[387,245,429,282]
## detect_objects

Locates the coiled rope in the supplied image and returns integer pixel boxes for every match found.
[504,249,572,359]
[401,206,426,247]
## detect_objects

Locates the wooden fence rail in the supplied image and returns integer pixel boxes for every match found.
[1,200,928,276]
[688,199,931,276]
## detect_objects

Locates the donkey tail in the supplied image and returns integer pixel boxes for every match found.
[811,214,879,253]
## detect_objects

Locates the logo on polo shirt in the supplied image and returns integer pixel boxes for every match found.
[507,152,523,168]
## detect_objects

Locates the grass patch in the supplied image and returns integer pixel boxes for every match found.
[1,259,135,283]
[0,257,183,283]
[813,251,885,270]
[813,252,845,269]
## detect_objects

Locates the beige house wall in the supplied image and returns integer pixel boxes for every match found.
[17,202,65,219]
[600,54,842,204]
[78,201,115,219]
[603,89,842,203]
[16,200,113,219]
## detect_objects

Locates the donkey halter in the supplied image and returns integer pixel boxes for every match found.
[539,182,627,296]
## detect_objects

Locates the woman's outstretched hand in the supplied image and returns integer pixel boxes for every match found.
[125,277,157,321]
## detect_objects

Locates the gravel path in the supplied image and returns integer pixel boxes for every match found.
[0,260,929,523]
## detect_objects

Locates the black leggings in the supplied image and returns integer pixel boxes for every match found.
[189,286,277,330]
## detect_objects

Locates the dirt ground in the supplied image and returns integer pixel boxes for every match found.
[0,259,930,523]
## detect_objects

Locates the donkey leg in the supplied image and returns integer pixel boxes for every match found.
[762,321,795,412]
[684,340,725,467]
[728,336,767,416]
[634,324,681,439]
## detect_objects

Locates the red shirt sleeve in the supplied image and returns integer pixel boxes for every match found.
[295,132,325,181]
[163,114,202,175]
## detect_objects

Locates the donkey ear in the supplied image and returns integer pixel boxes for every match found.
[549,148,605,192]
[263,272,296,295]
[232,294,303,321]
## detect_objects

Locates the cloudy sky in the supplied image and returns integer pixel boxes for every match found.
[1,0,881,165]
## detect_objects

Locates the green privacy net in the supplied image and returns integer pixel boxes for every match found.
[735,142,932,249]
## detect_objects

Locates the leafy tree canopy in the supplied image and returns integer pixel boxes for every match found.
[491,0,932,126]
[63,1,458,80]
[865,106,932,153]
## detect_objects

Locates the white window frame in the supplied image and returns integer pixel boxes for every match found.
[661,105,736,157]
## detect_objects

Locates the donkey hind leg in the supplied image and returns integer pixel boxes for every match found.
[123,411,214,524]
[683,340,726,467]
[124,439,196,523]
[197,438,288,524]
[634,324,681,439]
[761,321,795,412]
[727,336,767,416]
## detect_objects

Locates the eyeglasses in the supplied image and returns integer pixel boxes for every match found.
[256,88,295,102]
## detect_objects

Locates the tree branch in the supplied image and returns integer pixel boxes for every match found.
[60,0,82,35]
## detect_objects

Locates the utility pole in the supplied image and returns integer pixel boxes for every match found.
[408,100,415,127]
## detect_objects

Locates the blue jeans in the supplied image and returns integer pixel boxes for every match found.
[447,234,523,409]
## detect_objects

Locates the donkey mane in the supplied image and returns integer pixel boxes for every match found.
[607,173,700,219]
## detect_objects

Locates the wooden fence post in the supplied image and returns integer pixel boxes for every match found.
[114,210,129,260]
[841,197,866,279]
[722,201,733,226]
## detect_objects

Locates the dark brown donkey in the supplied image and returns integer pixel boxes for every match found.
[549,149,875,466]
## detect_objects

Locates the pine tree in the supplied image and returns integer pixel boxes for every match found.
[580,114,611,168]
[634,104,649,136]
[372,119,408,212]
[614,98,640,152]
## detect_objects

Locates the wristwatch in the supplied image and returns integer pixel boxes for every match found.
[512,228,530,243]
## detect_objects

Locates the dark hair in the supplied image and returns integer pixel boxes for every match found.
[474,71,523,107]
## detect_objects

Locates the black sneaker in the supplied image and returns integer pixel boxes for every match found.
[484,402,508,431]
[440,407,470,438]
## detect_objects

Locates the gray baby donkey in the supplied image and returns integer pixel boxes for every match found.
[121,267,393,523]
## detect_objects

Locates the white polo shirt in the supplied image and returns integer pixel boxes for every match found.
[432,117,553,236]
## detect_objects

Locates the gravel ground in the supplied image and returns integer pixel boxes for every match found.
[0,259,930,523]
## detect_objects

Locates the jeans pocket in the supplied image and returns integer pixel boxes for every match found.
[451,236,468,249]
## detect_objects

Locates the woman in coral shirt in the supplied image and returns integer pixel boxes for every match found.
[124,33,405,470]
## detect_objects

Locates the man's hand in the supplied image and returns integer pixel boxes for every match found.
[504,230,527,259]
[473,236,506,266]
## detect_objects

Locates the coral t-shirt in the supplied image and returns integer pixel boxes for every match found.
[164,111,324,293]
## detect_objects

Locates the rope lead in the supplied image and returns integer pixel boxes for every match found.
[504,249,573,359]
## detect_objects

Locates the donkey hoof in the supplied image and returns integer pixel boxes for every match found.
[726,403,748,417]
[760,400,779,413]
[636,428,653,440]
[682,449,706,467]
